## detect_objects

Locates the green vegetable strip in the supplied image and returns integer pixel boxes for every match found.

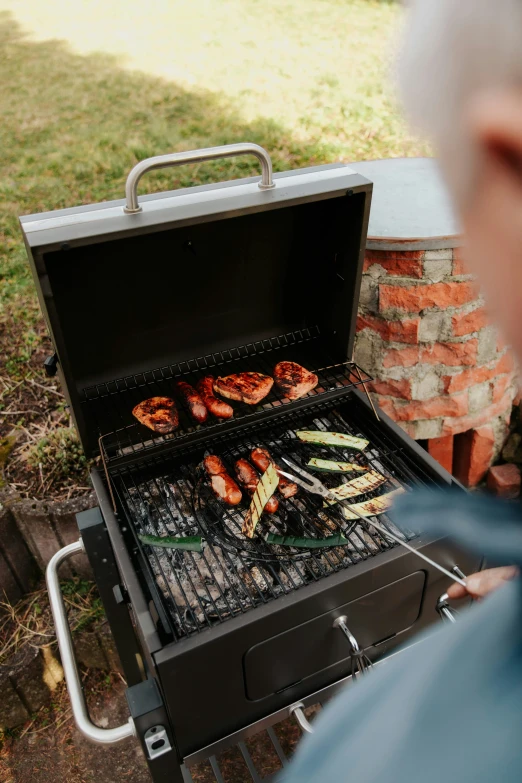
[296,430,369,450]
[139,534,203,552]
[340,488,405,520]
[266,533,349,548]
[307,458,366,473]
[243,463,279,538]
[328,470,386,502]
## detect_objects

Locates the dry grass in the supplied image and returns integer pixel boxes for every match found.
[0,579,105,667]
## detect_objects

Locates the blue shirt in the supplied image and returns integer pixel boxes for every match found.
[281,490,522,783]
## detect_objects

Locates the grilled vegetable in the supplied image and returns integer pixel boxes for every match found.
[296,431,368,450]
[139,534,203,552]
[266,533,348,548]
[242,463,279,538]
[307,458,366,473]
[340,488,405,520]
[325,470,386,505]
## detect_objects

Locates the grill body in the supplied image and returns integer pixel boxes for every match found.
[91,391,480,759]
[20,148,481,781]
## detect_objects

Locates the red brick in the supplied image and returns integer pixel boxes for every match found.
[363,250,423,279]
[382,346,419,368]
[427,435,454,473]
[487,463,521,499]
[378,392,467,422]
[369,379,412,399]
[421,339,478,367]
[453,425,495,486]
[356,314,420,345]
[492,374,512,404]
[451,307,488,337]
[441,389,514,436]
[452,248,469,275]
[379,281,476,313]
[443,352,515,393]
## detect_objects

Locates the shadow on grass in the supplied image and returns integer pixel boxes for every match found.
[1,10,345,305]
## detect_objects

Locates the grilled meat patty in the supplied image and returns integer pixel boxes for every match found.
[175,380,208,423]
[273,361,318,400]
[214,372,274,405]
[250,447,298,498]
[235,459,279,513]
[132,396,179,434]
[196,376,234,419]
[203,455,242,506]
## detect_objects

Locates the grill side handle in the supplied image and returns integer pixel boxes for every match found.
[123,142,276,213]
[46,539,136,744]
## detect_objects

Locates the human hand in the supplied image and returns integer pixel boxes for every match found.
[446,566,519,600]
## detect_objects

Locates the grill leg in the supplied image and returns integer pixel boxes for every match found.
[127,678,184,783]
[77,506,143,685]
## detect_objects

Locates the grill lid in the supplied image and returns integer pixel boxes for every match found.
[19,144,372,456]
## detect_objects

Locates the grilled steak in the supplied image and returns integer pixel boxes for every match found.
[273,361,318,400]
[132,397,179,434]
[203,455,242,506]
[214,372,273,405]
[235,459,278,513]
[175,381,208,423]
[196,376,234,419]
[250,447,298,498]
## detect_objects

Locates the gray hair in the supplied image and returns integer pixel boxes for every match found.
[398,0,522,201]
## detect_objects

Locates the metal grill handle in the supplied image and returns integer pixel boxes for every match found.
[289,703,315,734]
[333,615,373,676]
[46,539,136,744]
[123,142,276,213]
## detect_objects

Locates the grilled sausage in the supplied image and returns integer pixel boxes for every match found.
[132,397,179,434]
[203,455,242,506]
[250,447,298,499]
[197,376,234,419]
[235,459,279,513]
[175,380,208,424]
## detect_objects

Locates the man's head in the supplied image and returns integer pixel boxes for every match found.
[398,0,522,361]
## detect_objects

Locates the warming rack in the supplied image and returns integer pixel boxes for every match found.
[81,326,372,466]
[110,398,428,642]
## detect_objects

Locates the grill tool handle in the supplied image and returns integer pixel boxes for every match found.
[123,142,276,213]
[46,539,136,744]
[436,566,467,623]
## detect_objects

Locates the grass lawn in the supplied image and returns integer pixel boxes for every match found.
[0,0,429,496]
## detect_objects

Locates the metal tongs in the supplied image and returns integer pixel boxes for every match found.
[278,458,468,589]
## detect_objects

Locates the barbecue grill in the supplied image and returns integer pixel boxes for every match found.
[20,144,481,782]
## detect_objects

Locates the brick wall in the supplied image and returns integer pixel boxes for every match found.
[354,248,517,485]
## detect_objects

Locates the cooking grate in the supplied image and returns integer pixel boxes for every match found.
[81,326,371,465]
[111,397,431,642]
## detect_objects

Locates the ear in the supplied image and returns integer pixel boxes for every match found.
[467,89,522,188]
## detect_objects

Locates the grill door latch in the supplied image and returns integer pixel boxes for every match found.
[44,353,58,377]
[333,615,373,677]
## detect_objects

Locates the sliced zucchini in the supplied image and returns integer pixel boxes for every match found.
[325,470,386,504]
[340,488,405,520]
[296,431,368,450]
[266,533,348,549]
[139,534,203,552]
[242,463,279,538]
[307,458,366,473]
